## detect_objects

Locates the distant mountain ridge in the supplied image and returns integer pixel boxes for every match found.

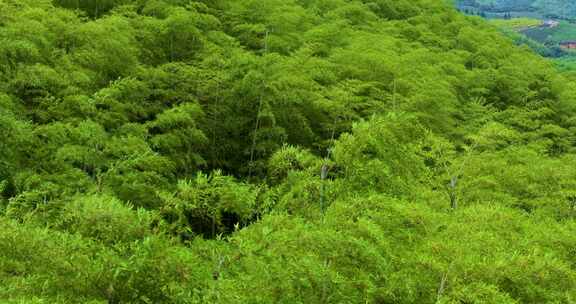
[457,0,576,19]
[457,0,534,12]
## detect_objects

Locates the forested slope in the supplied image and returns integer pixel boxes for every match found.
[0,0,575,303]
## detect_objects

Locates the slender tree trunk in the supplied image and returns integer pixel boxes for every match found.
[436,272,448,303]
[248,30,269,179]
[448,176,458,210]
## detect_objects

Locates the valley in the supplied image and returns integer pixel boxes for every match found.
[457,0,576,71]
[1,0,575,302]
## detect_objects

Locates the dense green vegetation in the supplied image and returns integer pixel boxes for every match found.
[1,0,576,302]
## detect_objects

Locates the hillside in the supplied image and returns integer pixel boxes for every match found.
[456,1,576,71]
[1,0,576,303]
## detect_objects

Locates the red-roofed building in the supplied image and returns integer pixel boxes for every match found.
[560,41,576,49]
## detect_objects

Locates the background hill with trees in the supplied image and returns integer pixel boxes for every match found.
[0,0,575,302]
[458,0,576,19]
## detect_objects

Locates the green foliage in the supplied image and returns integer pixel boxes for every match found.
[332,114,431,198]
[0,0,575,302]
[0,95,30,184]
[267,145,320,184]
[57,194,156,244]
[160,171,259,239]
[0,218,212,303]
[148,102,207,175]
[53,0,134,19]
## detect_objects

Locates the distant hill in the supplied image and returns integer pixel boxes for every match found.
[457,0,576,19]
[457,0,576,71]
[2,0,576,302]
[457,0,534,12]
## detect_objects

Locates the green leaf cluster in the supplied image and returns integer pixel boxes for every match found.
[0,0,574,302]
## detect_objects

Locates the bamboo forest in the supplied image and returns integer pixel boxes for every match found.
[0,0,575,303]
